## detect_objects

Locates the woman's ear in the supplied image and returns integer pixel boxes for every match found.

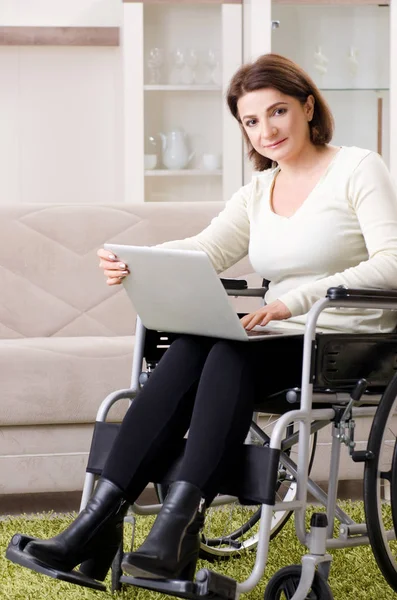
[305,95,315,122]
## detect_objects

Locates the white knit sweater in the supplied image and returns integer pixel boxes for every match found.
[159,146,397,333]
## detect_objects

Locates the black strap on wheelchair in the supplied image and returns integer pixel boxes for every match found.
[86,421,281,506]
[86,422,121,474]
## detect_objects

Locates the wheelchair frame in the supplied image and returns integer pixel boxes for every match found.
[77,285,397,599]
[7,285,397,599]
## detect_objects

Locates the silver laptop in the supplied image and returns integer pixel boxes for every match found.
[104,244,302,342]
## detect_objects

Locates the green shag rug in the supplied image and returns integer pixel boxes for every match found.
[1,502,396,600]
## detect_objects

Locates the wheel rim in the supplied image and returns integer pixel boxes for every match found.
[200,415,316,558]
[277,577,318,600]
[264,565,331,600]
[372,396,397,572]
[275,579,318,600]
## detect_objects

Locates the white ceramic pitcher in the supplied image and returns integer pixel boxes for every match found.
[159,129,195,169]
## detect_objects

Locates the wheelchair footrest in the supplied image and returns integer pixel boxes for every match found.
[5,534,106,592]
[120,568,237,600]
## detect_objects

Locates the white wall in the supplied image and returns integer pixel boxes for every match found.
[391,0,397,178]
[0,0,121,27]
[0,0,123,204]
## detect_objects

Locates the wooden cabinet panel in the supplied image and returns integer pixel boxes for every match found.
[0,26,119,46]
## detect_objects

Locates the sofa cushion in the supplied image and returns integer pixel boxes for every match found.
[0,202,261,495]
[0,336,134,427]
[0,203,229,338]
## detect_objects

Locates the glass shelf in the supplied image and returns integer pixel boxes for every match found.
[320,88,389,92]
[145,169,222,176]
[122,0,242,203]
[144,86,389,93]
[144,85,222,92]
[143,86,390,93]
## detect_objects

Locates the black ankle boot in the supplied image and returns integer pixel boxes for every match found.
[122,481,205,580]
[25,478,128,581]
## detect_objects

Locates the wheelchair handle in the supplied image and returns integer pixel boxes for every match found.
[327,286,397,302]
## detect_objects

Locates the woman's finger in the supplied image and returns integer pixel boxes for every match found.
[244,313,265,331]
[240,314,256,328]
[241,301,289,330]
[100,259,129,271]
[97,248,118,261]
[107,276,124,286]
[240,315,251,327]
[241,310,265,328]
[260,314,273,327]
[103,268,129,278]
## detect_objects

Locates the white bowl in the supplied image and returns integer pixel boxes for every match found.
[202,153,221,171]
[144,154,157,170]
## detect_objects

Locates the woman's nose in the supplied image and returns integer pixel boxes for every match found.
[260,123,277,142]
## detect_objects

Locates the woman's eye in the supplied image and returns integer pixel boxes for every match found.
[273,108,286,116]
[245,119,257,127]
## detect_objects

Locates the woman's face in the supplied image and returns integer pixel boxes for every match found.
[237,88,315,163]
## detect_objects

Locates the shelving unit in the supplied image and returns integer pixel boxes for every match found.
[122,0,243,204]
[145,169,222,176]
[268,1,392,170]
[273,0,390,4]
[144,85,222,91]
[123,0,396,201]
[319,88,388,92]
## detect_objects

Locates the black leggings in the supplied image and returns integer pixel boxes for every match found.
[102,335,303,502]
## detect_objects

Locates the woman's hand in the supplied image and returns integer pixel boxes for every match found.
[97,248,130,286]
[240,300,292,330]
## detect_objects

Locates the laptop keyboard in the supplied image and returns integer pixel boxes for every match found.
[246,329,278,337]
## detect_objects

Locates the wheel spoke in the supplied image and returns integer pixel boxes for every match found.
[200,420,316,559]
[380,470,392,482]
[283,578,298,598]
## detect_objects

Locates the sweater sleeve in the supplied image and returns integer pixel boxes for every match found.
[155,185,251,273]
[277,152,397,317]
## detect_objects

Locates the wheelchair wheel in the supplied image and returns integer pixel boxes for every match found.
[364,372,397,592]
[263,565,333,600]
[198,416,317,560]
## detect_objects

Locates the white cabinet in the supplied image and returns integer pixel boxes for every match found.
[122,0,243,204]
[246,0,396,184]
[122,0,397,203]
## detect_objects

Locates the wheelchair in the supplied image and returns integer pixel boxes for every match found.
[7,279,397,600]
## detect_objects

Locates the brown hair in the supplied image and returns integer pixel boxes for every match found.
[227,53,334,171]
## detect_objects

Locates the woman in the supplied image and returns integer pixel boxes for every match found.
[11,53,397,585]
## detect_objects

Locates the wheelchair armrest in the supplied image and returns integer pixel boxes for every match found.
[221,278,248,290]
[327,286,397,302]
[220,278,267,298]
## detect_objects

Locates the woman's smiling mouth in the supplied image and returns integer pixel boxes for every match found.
[265,137,288,149]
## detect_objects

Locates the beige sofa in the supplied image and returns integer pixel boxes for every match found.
[0,202,263,497]
[0,202,370,500]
